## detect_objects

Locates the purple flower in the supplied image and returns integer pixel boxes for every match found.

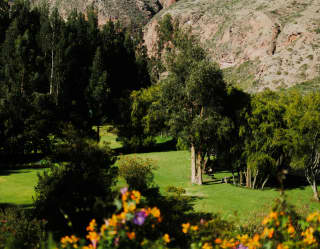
[133,211,147,226]
[237,244,248,249]
[120,187,128,195]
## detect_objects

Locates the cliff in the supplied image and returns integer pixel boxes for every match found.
[144,0,320,91]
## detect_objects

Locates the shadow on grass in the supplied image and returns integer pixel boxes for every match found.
[113,138,178,155]
[0,203,33,210]
[0,168,45,177]
[203,168,310,190]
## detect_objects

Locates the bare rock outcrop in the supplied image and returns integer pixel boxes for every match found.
[159,0,177,9]
[144,0,320,91]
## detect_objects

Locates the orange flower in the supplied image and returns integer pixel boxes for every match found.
[86,219,97,232]
[86,231,100,243]
[287,224,295,235]
[307,212,319,222]
[215,238,222,244]
[262,227,274,239]
[127,232,136,240]
[131,190,141,204]
[247,234,261,249]
[277,243,289,249]
[182,223,190,233]
[163,234,170,243]
[191,225,199,231]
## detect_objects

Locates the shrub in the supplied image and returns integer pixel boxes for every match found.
[0,208,46,249]
[118,156,157,192]
[33,139,118,237]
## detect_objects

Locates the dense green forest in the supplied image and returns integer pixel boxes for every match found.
[1,1,320,249]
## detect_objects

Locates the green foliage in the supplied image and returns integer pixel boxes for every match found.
[33,138,117,236]
[118,156,157,192]
[156,16,231,184]
[116,84,164,152]
[243,90,291,189]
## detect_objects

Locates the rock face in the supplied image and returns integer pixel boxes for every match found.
[144,0,320,91]
[159,0,177,9]
[31,0,163,27]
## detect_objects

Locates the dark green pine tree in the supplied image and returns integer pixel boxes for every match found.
[0,0,10,44]
[1,1,42,96]
[86,47,110,142]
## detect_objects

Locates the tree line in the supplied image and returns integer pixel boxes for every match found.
[0,0,150,157]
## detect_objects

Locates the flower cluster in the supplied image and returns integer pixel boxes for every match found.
[59,188,169,249]
[56,192,320,249]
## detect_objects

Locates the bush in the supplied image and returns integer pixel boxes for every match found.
[33,139,118,237]
[118,156,157,192]
[0,208,46,249]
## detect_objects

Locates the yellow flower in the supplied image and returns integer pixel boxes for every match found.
[163,234,170,243]
[182,223,190,233]
[124,201,136,212]
[127,232,136,240]
[151,207,161,218]
[100,224,107,234]
[202,242,213,249]
[82,245,93,249]
[302,227,316,245]
[237,234,249,244]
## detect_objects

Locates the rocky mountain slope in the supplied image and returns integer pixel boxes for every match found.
[144,0,320,92]
[31,0,167,27]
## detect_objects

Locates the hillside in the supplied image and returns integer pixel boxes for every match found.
[144,0,320,92]
[31,0,165,27]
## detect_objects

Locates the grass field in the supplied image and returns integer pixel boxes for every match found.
[0,168,45,207]
[0,129,319,224]
[131,150,320,222]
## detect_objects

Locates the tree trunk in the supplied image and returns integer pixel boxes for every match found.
[20,69,25,95]
[50,47,54,95]
[196,150,203,185]
[239,171,243,186]
[312,179,319,201]
[232,171,235,185]
[261,175,269,190]
[246,167,252,188]
[191,144,196,184]
[252,170,258,189]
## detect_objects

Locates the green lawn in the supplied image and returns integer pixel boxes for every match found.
[0,168,45,206]
[1,131,320,224]
[132,150,320,222]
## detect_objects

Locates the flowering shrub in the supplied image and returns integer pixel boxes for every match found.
[47,191,320,249]
[55,188,170,249]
